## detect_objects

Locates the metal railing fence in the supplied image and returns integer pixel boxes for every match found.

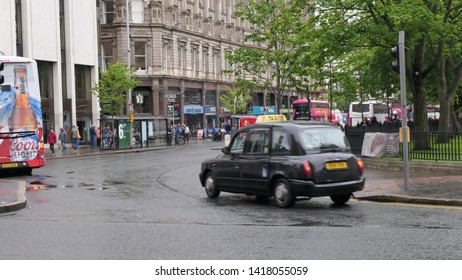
[345,125,462,161]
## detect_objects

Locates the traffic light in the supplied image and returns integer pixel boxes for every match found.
[0,62,4,84]
[391,45,399,73]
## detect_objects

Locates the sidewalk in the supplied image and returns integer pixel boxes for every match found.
[2,143,462,213]
[354,157,462,206]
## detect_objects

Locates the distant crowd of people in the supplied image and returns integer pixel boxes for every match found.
[355,115,401,127]
[45,124,103,155]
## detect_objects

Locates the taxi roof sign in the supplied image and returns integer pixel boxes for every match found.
[256,114,287,123]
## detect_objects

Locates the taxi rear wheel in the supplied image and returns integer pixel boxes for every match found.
[330,194,351,204]
[273,178,295,208]
[204,172,220,198]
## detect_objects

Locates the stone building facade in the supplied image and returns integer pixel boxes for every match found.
[100,0,306,132]
[1,0,99,143]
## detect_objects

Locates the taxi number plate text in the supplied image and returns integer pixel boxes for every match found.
[325,161,348,170]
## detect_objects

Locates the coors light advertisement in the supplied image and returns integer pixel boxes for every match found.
[0,61,43,163]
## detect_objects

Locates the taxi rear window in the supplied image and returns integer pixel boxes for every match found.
[299,127,348,150]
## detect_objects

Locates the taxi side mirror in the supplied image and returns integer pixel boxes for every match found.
[221,146,230,155]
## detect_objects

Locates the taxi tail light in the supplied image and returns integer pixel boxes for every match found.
[356,158,364,174]
[303,161,312,177]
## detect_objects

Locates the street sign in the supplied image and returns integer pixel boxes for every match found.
[165,92,177,102]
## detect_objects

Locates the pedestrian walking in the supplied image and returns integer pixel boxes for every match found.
[90,125,97,146]
[96,126,101,146]
[59,128,67,151]
[108,127,114,148]
[184,124,190,143]
[103,126,110,148]
[71,125,80,152]
[174,124,180,145]
[47,129,57,156]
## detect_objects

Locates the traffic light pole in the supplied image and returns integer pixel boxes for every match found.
[126,0,133,149]
[398,31,410,191]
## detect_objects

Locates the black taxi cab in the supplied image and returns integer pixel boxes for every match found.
[199,121,365,208]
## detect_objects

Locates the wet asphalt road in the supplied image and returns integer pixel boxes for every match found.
[0,141,461,259]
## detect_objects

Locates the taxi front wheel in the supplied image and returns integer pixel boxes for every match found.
[205,172,220,198]
[273,178,295,208]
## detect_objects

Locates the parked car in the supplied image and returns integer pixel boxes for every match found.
[199,121,365,208]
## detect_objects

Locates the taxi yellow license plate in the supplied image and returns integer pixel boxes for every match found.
[325,161,348,170]
[2,163,19,168]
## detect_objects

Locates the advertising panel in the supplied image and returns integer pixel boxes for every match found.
[117,120,130,149]
[361,132,399,157]
[0,57,44,169]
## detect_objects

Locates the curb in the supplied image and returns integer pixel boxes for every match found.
[42,146,173,161]
[356,194,462,207]
[362,157,462,175]
[0,181,27,213]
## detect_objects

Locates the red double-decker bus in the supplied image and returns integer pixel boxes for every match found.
[292,99,330,121]
[0,56,45,174]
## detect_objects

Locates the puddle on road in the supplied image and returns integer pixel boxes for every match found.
[26,180,110,192]
[86,187,110,190]
[27,183,74,192]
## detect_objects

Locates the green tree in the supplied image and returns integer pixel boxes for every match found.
[220,86,253,116]
[226,0,312,113]
[314,0,462,139]
[91,61,138,116]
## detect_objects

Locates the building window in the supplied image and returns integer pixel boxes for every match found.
[103,0,114,24]
[132,88,151,113]
[202,48,208,77]
[61,66,67,100]
[75,65,91,100]
[212,50,220,79]
[191,47,199,77]
[184,91,201,104]
[162,41,171,73]
[224,50,231,79]
[102,41,113,68]
[266,93,275,106]
[205,91,215,106]
[37,61,54,99]
[132,0,144,23]
[15,0,23,56]
[178,44,186,72]
[59,10,65,50]
[134,41,146,70]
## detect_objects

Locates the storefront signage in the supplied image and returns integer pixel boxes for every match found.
[205,107,216,113]
[250,106,276,115]
[184,105,203,114]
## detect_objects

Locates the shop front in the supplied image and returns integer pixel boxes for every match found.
[184,105,204,134]
[205,106,218,129]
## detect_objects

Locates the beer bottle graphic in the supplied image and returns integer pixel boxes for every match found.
[8,65,39,161]
[8,65,38,132]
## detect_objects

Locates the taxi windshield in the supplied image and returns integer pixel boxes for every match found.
[299,127,349,151]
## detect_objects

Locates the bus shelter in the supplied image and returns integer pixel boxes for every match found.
[100,116,168,150]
